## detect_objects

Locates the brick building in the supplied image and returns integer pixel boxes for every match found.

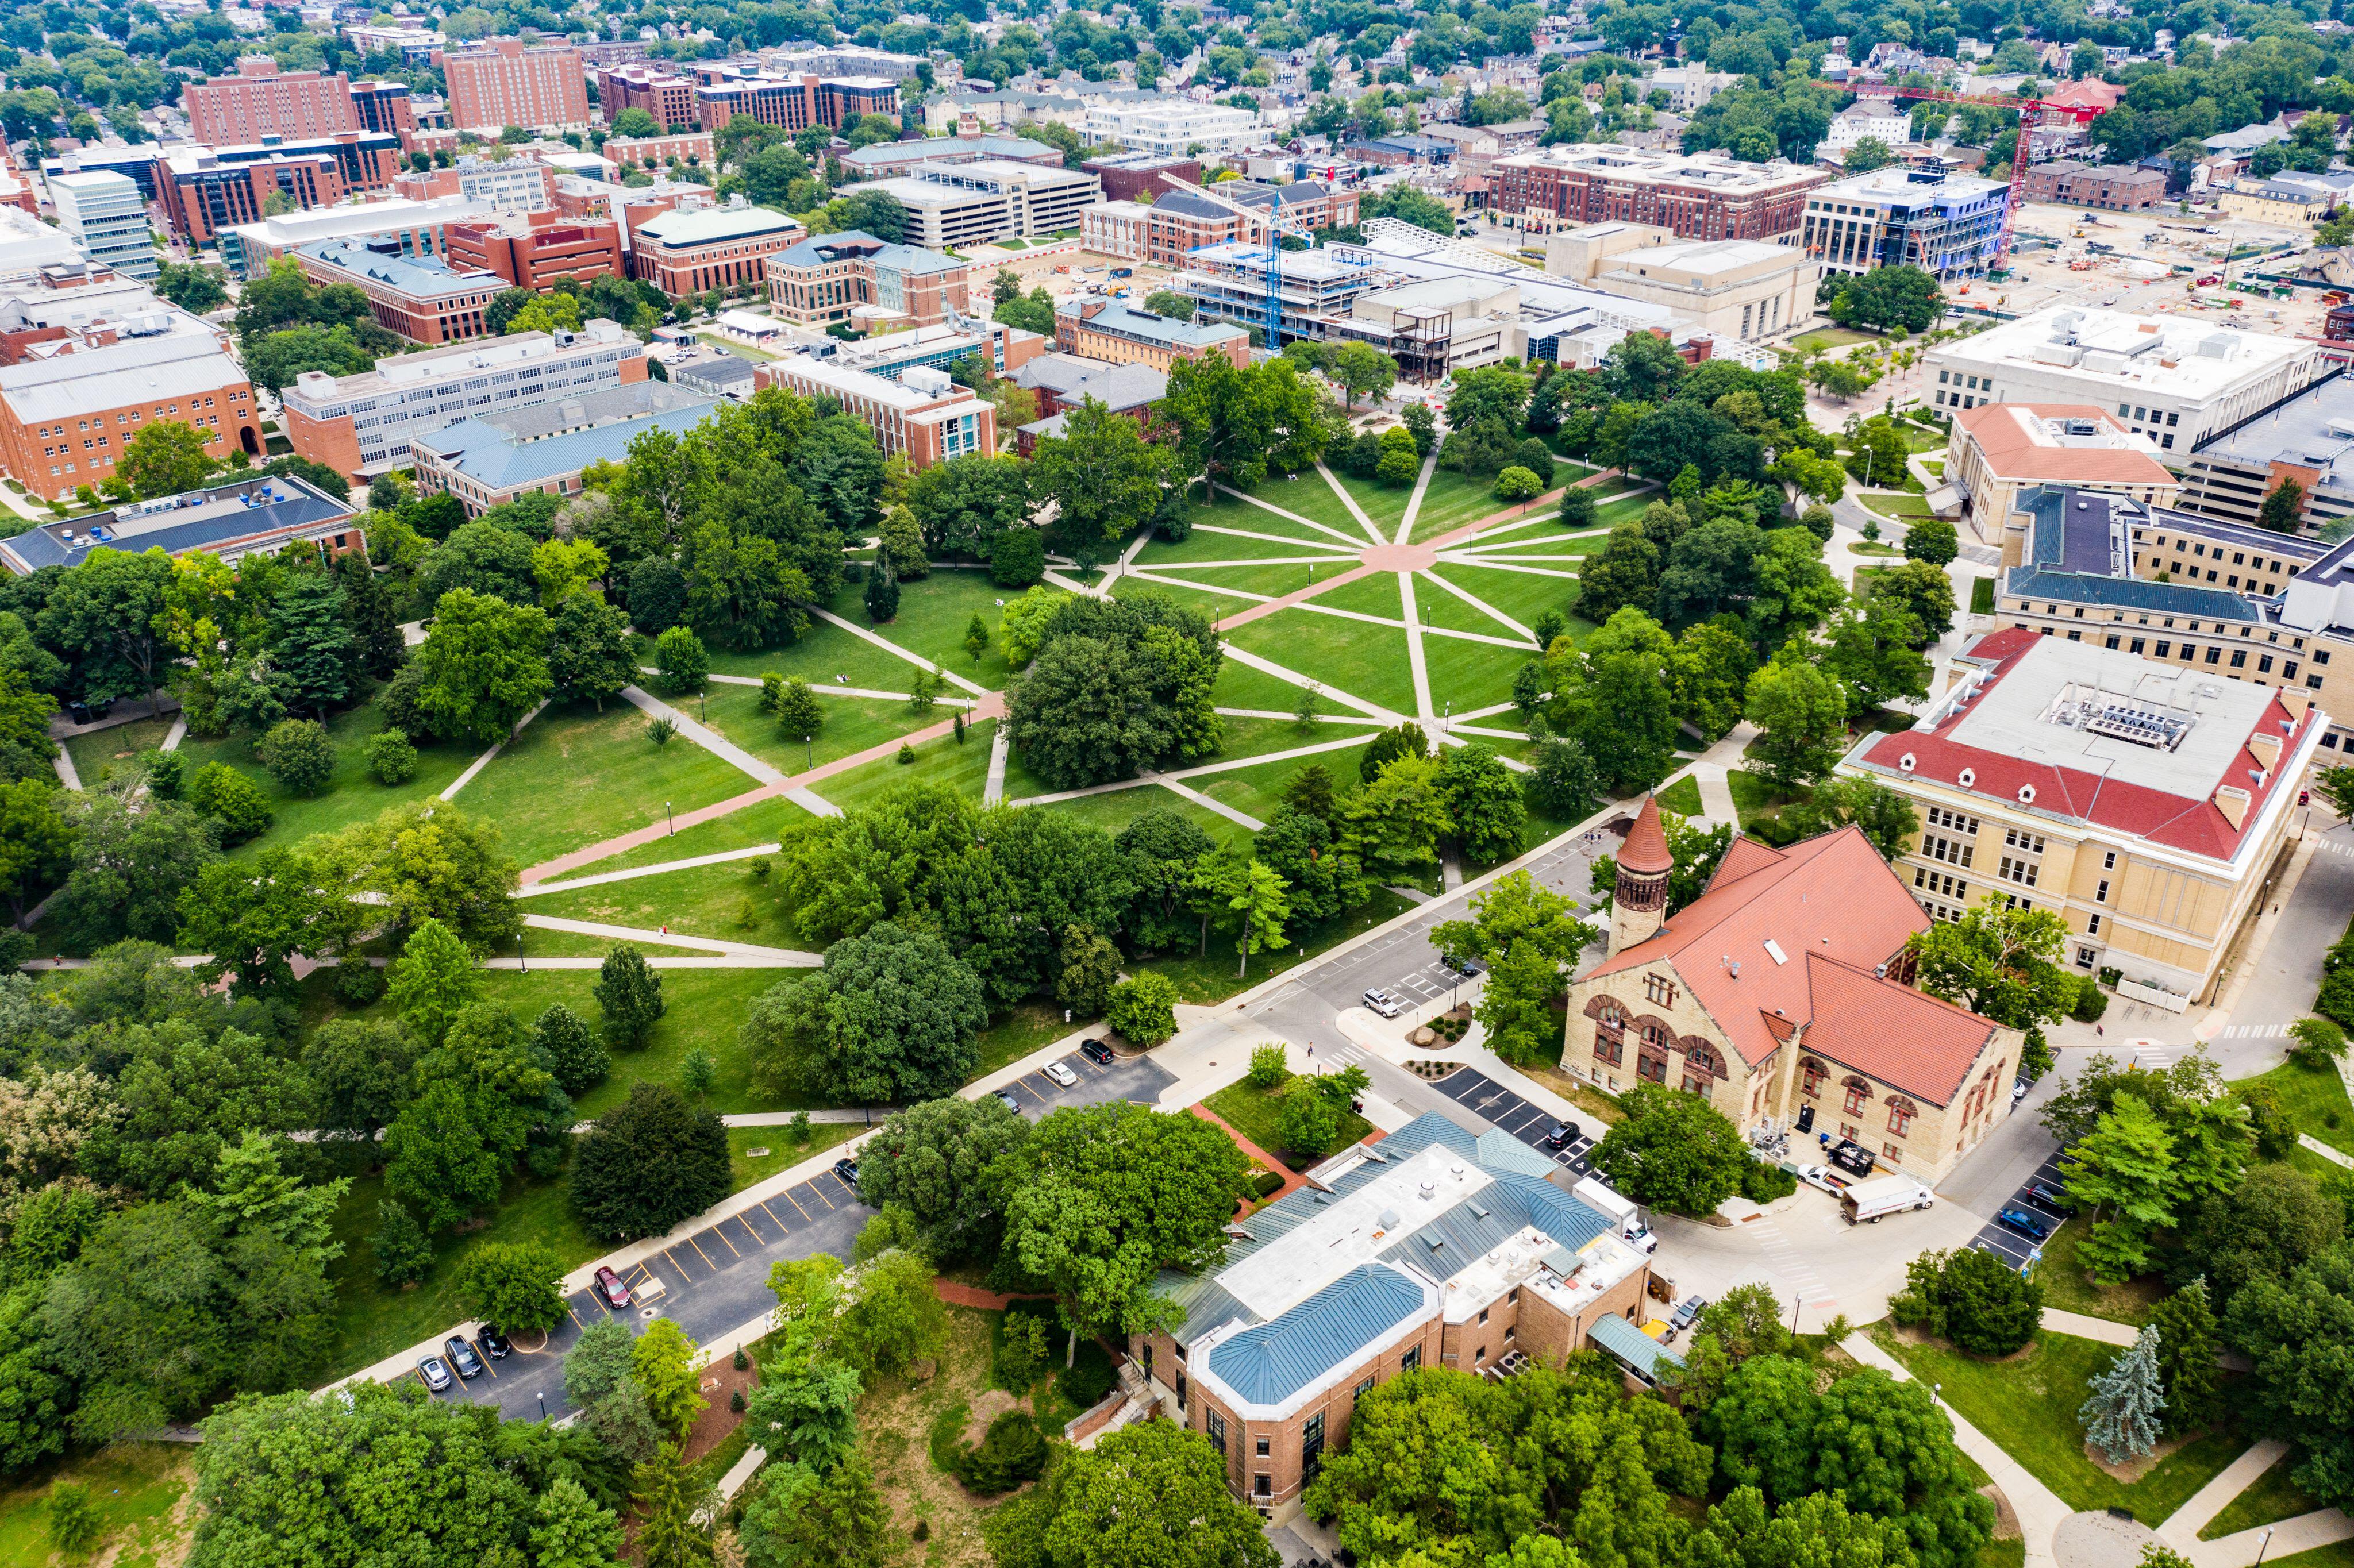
[293,237,509,344]
[1488,147,1830,239]
[597,65,699,132]
[443,211,624,290]
[0,332,262,500]
[352,81,417,136]
[218,195,488,280]
[1053,297,1250,369]
[1011,354,1166,455]
[152,134,406,242]
[761,229,970,327]
[1561,798,2024,1186]
[1080,151,1201,202]
[628,202,806,295]
[2017,160,2167,210]
[753,356,991,469]
[1942,402,2180,545]
[604,131,714,171]
[690,68,899,133]
[444,40,591,132]
[184,57,360,144]
[411,380,716,515]
[392,156,553,214]
[1133,1113,1656,1523]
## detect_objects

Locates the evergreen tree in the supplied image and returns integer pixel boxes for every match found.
[533,1003,609,1096]
[2150,1278,2221,1436]
[2257,477,2305,534]
[268,572,356,716]
[864,564,899,623]
[631,1445,714,1568]
[369,1198,431,1285]
[595,944,666,1050]
[337,550,406,680]
[2080,1325,2167,1464]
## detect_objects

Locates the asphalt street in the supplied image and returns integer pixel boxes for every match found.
[399,1047,1174,1417]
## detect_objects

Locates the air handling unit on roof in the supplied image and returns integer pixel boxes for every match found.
[2040,680,2195,750]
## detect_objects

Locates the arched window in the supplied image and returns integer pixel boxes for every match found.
[1841,1076,1873,1116]
[1686,1042,1719,1077]
[1801,1057,1825,1099]
[1886,1096,1918,1137]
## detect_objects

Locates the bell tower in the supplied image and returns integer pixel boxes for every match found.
[1608,793,1674,956]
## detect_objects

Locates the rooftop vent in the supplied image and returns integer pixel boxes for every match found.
[1378,1208,1401,1228]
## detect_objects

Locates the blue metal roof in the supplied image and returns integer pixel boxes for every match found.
[414,398,718,491]
[2003,567,2265,622]
[1202,1265,1428,1407]
[1587,1313,1683,1382]
[1375,1169,1609,1280]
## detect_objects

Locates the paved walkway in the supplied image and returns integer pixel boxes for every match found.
[1691,762,1738,830]
[521,913,816,961]
[443,701,547,802]
[2040,1308,2138,1347]
[621,685,784,785]
[810,606,989,697]
[2161,1441,2288,1552]
[1841,1331,2074,1568]
[984,722,1010,806]
[2298,1133,2353,1168]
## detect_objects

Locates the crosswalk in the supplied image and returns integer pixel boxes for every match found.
[1744,1213,1840,1315]
[2206,1024,2288,1042]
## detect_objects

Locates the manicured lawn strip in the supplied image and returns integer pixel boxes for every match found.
[1793,326,1880,352]
[1411,472,1530,543]
[1194,741,1375,826]
[63,715,175,788]
[1048,784,1251,846]
[1327,466,1413,535]
[1863,491,1935,519]
[1140,888,1418,1006]
[1726,768,1813,834]
[1427,562,1581,637]
[1203,1078,1372,1169]
[1137,525,1341,565]
[809,719,996,812]
[2200,1450,2320,1539]
[2268,1546,2354,1568]
[864,570,1021,691]
[634,622,917,692]
[1180,486,1359,546]
[1304,569,1406,622]
[1976,1540,2028,1568]
[1112,575,1265,623]
[1589,475,1646,498]
[1267,472,1384,538]
[1224,612,1419,718]
[698,684,941,777]
[1455,529,1605,560]
[1593,494,1652,528]
[730,1122,861,1194]
[1161,558,1343,599]
[1211,657,1360,717]
[458,700,752,871]
[0,1442,190,1568]
[526,857,807,950]
[1657,776,1705,817]
[2242,1058,2354,1157]
[1215,714,1361,765]
[2033,1214,2165,1326]
[1418,633,1529,716]
[560,792,806,874]
[1872,1328,2247,1524]
[170,704,479,862]
[996,734,1062,804]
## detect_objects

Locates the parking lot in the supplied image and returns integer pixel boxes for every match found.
[994,1044,1176,1119]
[1968,1148,2073,1271]
[1430,1066,1602,1176]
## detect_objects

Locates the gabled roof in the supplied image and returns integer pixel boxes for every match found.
[1202,1265,1430,1407]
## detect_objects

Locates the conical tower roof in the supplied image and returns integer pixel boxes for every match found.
[1620,792,1673,876]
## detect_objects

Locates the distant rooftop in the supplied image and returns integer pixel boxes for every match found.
[296,236,502,300]
[1932,306,2316,396]
[411,382,718,490]
[631,202,805,248]
[2193,370,2353,500]
[282,323,636,404]
[0,474,353,574]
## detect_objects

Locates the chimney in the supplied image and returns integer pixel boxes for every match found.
[2213,784,2251,830]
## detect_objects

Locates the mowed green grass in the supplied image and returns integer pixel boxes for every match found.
[526,856,807,950]
[1873,1328,2248,1524]
[808,717,997,812]
[636,618,918,691]
[61,714,175,788]
[1193,741,1376,826]
[1223,611,1419,718]
[1160,558,1342,599]
[1210,656,1364,718]
[1426,563,1580,638]
[2241,1058,2354,1158]
[1325,465,1416,537]
[1111,574,1267,625]
[1203,1078,1372,1168]
[457,700,754,871]
[0,1442,190,1568]
[1418,634,1529,716]
[1268,471,1388,539]
[2201,1449,2322,1539]
[863,568,1020,691]
[1306,569,1406,622]
[697,683,947,778]
[1409,468,1524,543]
[1045,784,1252,846]
[1137,524,1347,566]
[170,702,480,863]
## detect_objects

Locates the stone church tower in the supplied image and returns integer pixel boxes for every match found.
[1607,794,1674,956]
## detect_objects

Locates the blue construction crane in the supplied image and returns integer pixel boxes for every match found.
[1160,174,1321,348]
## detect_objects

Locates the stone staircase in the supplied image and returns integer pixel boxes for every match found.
[1070,1361,1163,1450]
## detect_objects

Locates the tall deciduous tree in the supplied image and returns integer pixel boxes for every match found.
[1594,1085,1755,1215]
[387,918,481,1048]
[986,1419,1279,1568]
[409,589,552,745]
[1029,398,1175,565]
[851,1095,1030,1261]
[740,923,987,1104]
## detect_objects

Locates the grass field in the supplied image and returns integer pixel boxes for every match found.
[1657,776,1705,817]
[61,714,174,788]
[2201,1449,2321,1539]
[638,619,927,692]
[1224,612,1420,718]
[697,684,945,777]
[1192,739,1375,827]
[862,567,1020,691]
[1203,1077,1373,1169]
[1793,326,1882,353]
[1861,491,1936,519]
[2243,1058,2354,1158]
[458,700,754,871]
[168,702,482,863]
[0,1443,190,1568]
[1409,468,1522,542]
[1427,561,1580,637]
[2032,1215,2165,1325]
[1874,1328,2247,1524]
[807,718,997,812]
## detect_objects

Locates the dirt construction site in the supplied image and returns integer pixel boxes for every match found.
[1963,199,2336,338]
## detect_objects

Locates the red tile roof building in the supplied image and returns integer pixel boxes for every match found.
[1565,807,2023,1185]
[1843,628,2325,1007]
[1945,402,2182,545]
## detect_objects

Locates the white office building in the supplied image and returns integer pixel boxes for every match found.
[1082,97,1263,159]
[837,161,1101,250]
[1924,308,2328,456]
[48,171,157,282]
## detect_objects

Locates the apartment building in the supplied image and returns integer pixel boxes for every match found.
[628,203,806,295]
[156,135,406,244]
[2018,160,2168,210]
[1819,98,1912,155]
[48,172,156,283]
[761,230,970,327]
[1841,626,2323,1008]
[410,381,717,515]
[1135,1112,1655,1523]
[1942,403,2182,544]
[1801,167,2010,280]
[294,237,515,344]
[444,40,590,132]
[218,195,490,280]
[443,212,624,290]
[392,155,553,214]
[597,65,698,131]
[1561,799,2022,1185]
[184,57,360,143]
[752,357,991,469]
[691,68,899,133]
[342,21,443,63]
[1053,298,1249,370]
[841,132,1063,180]
[0,331,260,500]
[352,80,417,137]
[1488,147,1831,239]
[839,162,1101,251]
[0,473,358,576]
[1923,308,2326,455]
[2175,373,2354,535]
[281,320,649,476]
[605,132,714,171]
[1087,183,1359,266]
[1083,97,1260,158]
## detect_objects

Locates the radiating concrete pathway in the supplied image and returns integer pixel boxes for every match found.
[442,701,548,802]
[620,685,785,786]
[520,912,816,961]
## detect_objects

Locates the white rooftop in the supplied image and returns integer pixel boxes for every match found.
[1214,1146,1491,1322]
[283,322,633,404]
[1932,307,2316,397]
[0,333,243,423]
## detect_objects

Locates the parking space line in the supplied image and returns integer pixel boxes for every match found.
[711,1226,744,1259]
[566,1305,584,1331]
[686,1234,715,1268]
[808,1181,836,1210]
[480,1355,498,1380]
[1016,1080,1044,1102]
[759,1200,790,1232]
[737,1209,767,1245]
[782,1188,813,1220]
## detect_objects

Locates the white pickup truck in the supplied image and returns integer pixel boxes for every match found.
[1839,1174,1936,1225]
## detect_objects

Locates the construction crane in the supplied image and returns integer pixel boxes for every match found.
[1810,80,2107,272]
[1156,174,1322,348]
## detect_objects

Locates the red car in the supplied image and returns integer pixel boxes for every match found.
[593,1266,632,1309]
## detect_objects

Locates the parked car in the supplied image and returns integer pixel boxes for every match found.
[1542,1122,1580,1150]
[1041,1061,1079,1088]
[1667,1295,1707,1332]
[997,1089,1022,1113]
[1997,1207,2051,1240]
[1363,988,1406,1018]
[417,1355,453,1392]
[2025,1182,2075,1213]
[2012,1078,2031,1106]
[1080,1038,1116,1066]
[1441,953,1488,978]
[832,1158,860,1185]
[477,1325,511,1360]
[593,1266,632,1309]
[444,1336,483,1379]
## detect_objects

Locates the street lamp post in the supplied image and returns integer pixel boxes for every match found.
[2255,1530,2276,1568]
[666,800,674,835]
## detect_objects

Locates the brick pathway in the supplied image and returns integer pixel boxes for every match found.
[934,1280,1056,1309]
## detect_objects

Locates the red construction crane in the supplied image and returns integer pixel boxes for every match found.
[1810,80,2109,271]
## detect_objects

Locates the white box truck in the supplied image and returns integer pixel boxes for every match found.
[1839,1175,1935,1224]
[1574,1176,1658,1254]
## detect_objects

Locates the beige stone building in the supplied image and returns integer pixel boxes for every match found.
[1590,237,1817,344]
[1564,801,2024,1184]
[1940,402,2181,545]
[1841,629,2324,1008]
[1134,1114,1657,1524]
